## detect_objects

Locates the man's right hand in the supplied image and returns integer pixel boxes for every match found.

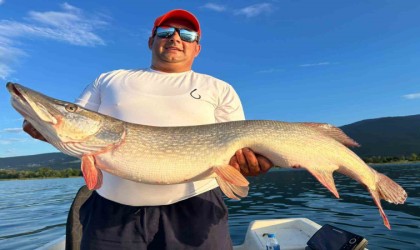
[23,120,48,142]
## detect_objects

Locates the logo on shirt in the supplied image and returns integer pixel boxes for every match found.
[190,89,201,99]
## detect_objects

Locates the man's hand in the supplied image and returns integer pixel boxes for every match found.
[229,147,273,176]
[22,120,48,142]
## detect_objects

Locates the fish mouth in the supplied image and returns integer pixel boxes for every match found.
[7,82,25,100]
[7,82,58,125]
[7,82,30,108]
[7,82,33,118]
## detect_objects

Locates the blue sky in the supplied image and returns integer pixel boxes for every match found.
[0,0,419,157]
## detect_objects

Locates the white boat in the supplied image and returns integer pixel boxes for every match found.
[37,236,65,250]
[37,218,321,250]
[233,218,321,250]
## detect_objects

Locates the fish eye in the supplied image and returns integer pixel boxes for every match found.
[65,104,78,112]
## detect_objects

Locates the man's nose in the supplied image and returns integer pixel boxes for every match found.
[169,30,182,43]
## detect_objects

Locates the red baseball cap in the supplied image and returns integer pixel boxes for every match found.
[152,9,201,36]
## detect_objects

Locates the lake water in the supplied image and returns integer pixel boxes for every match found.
[0,164,419,250]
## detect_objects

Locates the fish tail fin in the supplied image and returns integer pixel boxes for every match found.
[369,188,391,229]
[377,172,407,204]
[81,155,103,190]
[307,168,340,198]
[368,173,407,230]
[214,165,249,200]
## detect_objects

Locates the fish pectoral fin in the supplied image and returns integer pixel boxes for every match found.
[214,165,250,200]
[306,168,340,198]
[81,155,103,190]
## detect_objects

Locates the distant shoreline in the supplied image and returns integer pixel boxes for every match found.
[0,167,81,180]
[369,161,420,166]
[0,176,82,181]
[1,161,419,180]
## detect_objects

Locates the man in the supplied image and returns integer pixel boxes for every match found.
[24,9,273,249]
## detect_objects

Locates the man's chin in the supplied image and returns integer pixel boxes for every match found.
[162,56,184,63]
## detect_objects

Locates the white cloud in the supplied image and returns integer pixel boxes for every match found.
[202,3,227,12]
[299,62,331,67]
[62,2,81,12]
[0,3,108,79]
[0,64,14,80]
[257,68,284,74]
[0,138,27,145]
[1,117,25,123]
[235,3,273,18]
[0,24,26,79]
[1,128,23,133]
[5,3,107,46]
[403,93,420,100]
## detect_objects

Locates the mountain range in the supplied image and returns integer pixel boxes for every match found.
[1,114,419,170]
[340,114,420,157]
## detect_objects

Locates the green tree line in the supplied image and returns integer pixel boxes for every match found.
[0,167,82,179]
[1,153,419,180]
[363,153,419,164]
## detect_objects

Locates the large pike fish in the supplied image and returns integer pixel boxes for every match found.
[7,82,407,229]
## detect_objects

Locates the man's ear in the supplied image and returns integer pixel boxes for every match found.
[148,37,154,50]
[194,44,201,57]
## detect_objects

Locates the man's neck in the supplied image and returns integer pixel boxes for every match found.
[150,63,192,73]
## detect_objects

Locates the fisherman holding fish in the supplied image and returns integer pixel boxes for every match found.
[23,9,273,250]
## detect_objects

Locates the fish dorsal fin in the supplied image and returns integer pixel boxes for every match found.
[300,122,360,147]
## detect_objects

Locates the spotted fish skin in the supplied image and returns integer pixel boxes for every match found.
[7,82,407,229]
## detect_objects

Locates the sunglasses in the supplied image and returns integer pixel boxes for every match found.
[155,26,199,43]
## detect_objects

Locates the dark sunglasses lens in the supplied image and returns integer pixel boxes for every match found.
[156,27,175,38]
[179,29,198,42]
[156,27,198,42]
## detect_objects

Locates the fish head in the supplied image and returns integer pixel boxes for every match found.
[7,82,106,147]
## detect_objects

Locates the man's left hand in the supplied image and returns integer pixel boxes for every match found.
[229,148,274,176]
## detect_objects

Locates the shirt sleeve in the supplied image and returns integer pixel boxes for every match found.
[75,75,102,112]
[215,84,245,123]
